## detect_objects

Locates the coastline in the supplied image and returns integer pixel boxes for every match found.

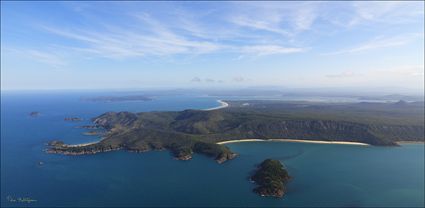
[396,141,425,145]
[217,139,370,146]
[64,141,99,147]
[204,100,229,111]
[217,139,266,144]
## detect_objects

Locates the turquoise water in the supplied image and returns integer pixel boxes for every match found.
[1,92,424,207]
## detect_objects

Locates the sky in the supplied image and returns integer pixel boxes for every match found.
[1,1,424,93]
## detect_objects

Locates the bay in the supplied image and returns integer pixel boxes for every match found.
[1,92,423,207]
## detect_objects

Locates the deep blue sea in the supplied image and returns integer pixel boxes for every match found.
[1,91,424,207]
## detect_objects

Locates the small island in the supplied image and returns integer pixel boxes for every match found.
[29,112,40,117]
[64,117,83,122]
[251,159,290,198]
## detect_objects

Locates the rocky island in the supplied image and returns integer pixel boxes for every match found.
[251,159,290,197]
[46,100,424,163]
[29,111,40,117]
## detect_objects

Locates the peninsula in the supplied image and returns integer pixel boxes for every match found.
[47,100,424,163]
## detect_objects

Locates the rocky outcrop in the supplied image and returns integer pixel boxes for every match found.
[216,152,237,164]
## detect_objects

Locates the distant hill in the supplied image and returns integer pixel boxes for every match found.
[358,94,424,102]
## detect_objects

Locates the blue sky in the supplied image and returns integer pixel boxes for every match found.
[1,1,424,92]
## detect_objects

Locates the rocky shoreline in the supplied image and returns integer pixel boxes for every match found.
[76,125,99,129]
[46,141,236,163]
[216,153,237,164]
[46,147,122,155]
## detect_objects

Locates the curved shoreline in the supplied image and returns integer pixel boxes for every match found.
[204,100,229,111]
[396,141,425,145]
[64,141,99,147]
[217,139,370,146]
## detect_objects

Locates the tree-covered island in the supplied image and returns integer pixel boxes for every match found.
[251,159,290,197]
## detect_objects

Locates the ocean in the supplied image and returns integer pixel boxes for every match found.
[1,91,424,207]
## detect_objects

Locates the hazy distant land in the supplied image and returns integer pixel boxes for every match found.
[81,95,152,102]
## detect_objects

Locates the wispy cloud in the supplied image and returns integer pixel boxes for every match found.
[241,45,306,56]
[7,1,423,66]
[319,1,424,29]
[39,7,311,61]
[41,13,224,59]
[350,1,424,26]
[375,65,425,78]
[323,33,423,55]
[34,1,422,61]
[3,47,67,67]
[26,50,67,67]
[326,71,362,78]
[228,2,321,36]
[230,16,292,36]
[191,77,201,82]
[233,76,245,82]
[205,78,215,83]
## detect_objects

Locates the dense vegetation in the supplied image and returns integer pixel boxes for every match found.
[251,159,290,197]
[47,100,424,162]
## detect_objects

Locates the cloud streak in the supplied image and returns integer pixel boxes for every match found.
[241,45,306,56]
[3,47,67,67]
[8,1,424,65]
[326,71,362,78]
[323,33,423,55]
[36,3,322,60]
[42,16,223,59]
[350,1,424,26]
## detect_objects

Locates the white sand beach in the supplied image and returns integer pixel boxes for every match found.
[65,141,98,147]
[216,139,266,144]
[204,100,229,111]
[217,138,369,146]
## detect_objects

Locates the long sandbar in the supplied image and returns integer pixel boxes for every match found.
[217,139,369,146]
[204,100,229,111]
[217,139,266,144]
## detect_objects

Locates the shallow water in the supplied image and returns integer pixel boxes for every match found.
[1,92,424,207]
